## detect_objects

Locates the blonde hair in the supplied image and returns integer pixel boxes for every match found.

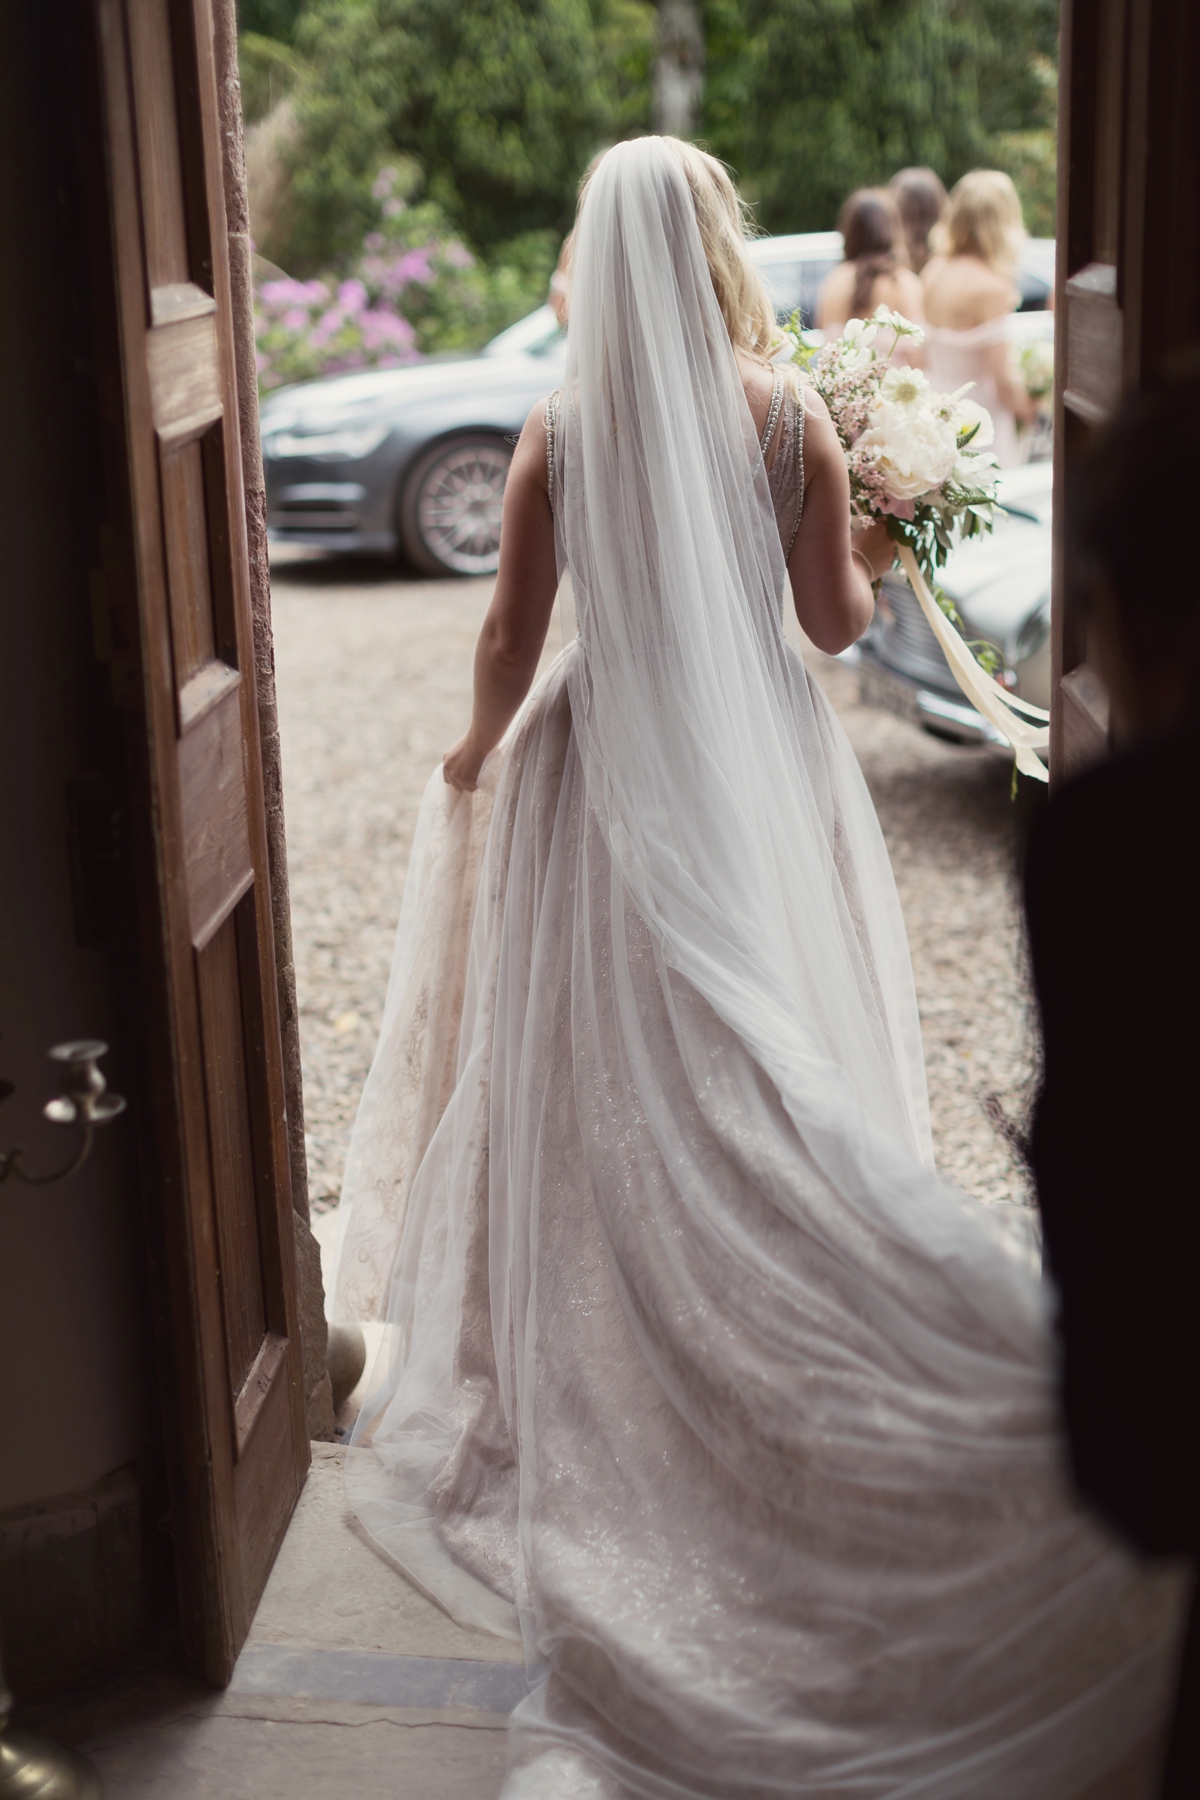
[573,137,780,363]
[935,170,1025,272]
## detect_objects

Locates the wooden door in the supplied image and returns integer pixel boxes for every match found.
[1052,0,1200,780]
[92,0,309,1682]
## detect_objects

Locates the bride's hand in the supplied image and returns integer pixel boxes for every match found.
[443,733,486,792]
[851,517,896,581]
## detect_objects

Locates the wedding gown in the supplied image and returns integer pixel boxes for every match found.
[329,139,1180,1798]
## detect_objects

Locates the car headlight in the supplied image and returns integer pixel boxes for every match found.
[264,424,392,461]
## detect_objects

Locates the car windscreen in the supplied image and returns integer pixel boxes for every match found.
[1015,267,1051,312]
[756,259,839,330]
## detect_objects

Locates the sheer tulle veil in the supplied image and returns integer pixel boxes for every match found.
[333,137,1181,1796]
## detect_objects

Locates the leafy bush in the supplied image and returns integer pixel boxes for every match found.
[254,168,557,390]
[703,0,1059,235]
[278,0,622,274]
[990,56,1057,238]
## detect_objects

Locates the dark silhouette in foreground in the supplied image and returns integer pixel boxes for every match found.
[1024,370,1200,1796]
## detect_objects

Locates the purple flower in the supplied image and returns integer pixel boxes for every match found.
[394,247,434,285]
[359,308,416,352]
[337,278,368,313]
[260,276,329,308]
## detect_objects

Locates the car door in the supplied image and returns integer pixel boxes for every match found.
[91,0,309,1682]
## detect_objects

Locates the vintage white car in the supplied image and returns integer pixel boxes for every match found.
[854,450,1054,759]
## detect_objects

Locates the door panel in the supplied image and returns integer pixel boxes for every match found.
[94,0,309,1682]
[179,672,253,947]
[1053,0,1200,781]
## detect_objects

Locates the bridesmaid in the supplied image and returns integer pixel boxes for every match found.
[815,187,925,358]
[888,166,947,276]
[921,170,1036,466]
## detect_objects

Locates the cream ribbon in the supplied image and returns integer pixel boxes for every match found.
[896,545,1050,783]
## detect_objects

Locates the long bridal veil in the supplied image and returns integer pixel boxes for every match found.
[333,138,1180,1796]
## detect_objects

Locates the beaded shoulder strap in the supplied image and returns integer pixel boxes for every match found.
[788,389,806,557]
[759,371,785,459]
[544,389,561,509]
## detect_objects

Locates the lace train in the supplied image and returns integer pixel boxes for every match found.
[333,649,1180,1798]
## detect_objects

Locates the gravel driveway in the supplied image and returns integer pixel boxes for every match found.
[272,553,1036,1220]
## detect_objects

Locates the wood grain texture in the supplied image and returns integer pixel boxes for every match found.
[179,656,240,732]
[196,913,268,1396]
[160,437,216,683]
[1053,0,1200,783]
[232,1358,301,1606]
[147,310,222,447]
[1059,663,1111,774]
[233,1331,288,1454]
[125,0,189,288]
[1064,265,1122,425]
[151,280,216,326]
[178,676,253,950]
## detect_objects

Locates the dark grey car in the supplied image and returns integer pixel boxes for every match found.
[260,233,847,574]
[261,315,568,574]
[262,234,1054,576]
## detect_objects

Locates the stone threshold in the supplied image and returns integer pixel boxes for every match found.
[230,1641,530,1716]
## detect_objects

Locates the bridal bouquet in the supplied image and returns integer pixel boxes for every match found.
[790,307,999,591]
[786,306,1049,781]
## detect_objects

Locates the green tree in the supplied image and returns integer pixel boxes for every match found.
[283,0,645,272]
[237,0,305,42]
[989,51,1057,237]
[593,0,656,137]
[703,0,1058,233]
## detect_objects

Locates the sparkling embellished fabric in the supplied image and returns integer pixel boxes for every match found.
[335,140,1180,1797]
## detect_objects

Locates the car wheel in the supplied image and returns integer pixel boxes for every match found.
[398,434,512,577]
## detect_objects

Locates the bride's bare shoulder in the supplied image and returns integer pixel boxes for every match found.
[797,381,831,424]
[794,383,841,475]
[510,394,553,492]
[736,353,780,440]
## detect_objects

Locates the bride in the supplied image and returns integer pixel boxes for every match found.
[328,137,1179,1797]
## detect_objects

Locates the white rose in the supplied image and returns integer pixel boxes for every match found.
[858,398,959,501]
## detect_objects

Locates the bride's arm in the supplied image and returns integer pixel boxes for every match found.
[787,395,892,655]
[443,402,560,791]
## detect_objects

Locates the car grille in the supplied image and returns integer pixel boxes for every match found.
[274,500,358,531]
[865,572,953,691]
